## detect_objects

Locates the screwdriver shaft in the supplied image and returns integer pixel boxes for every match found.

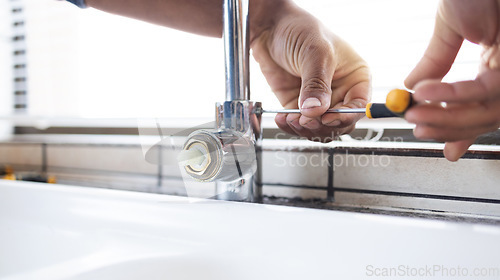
[260,89,413,119]
[262,108,366,114]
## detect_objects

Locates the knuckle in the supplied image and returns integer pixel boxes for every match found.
[286,114,300,123]
[302,77,330,93]
[304,39,334,56]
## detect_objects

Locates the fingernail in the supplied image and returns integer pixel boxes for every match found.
[301,98,322,109]
[304,119,321,130]
[328,120,341,127]
[413,126,423,138]
[404,110,416,123]
[288,118,303,131]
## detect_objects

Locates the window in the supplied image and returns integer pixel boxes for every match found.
[5,0,482,122]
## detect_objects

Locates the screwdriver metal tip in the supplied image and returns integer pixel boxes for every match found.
[262,108,366,114]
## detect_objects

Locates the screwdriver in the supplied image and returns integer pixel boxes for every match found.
[261,89,414,119]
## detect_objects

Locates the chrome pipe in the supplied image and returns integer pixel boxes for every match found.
[262,108,367,114]
[223,0,250,101]
[180,0,262,202]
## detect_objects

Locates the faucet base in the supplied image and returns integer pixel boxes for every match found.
[181,100,263,202]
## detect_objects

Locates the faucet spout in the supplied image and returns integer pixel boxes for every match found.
[223,0,250,102]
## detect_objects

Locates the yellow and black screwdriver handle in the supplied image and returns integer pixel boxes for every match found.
[366,89,414,119]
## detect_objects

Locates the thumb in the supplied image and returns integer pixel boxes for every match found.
[405,15,464,89]
[443,138,475,162]
[298,42,335,118]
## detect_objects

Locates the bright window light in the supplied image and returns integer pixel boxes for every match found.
[22,0,481,119]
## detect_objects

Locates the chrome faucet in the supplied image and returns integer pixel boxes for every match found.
[223,0,249,102]
[179,0,263,202]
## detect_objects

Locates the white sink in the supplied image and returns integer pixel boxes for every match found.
[1,180,499,280]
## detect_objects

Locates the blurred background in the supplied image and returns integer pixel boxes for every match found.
[1,0,481,122]
[0,0,498,223]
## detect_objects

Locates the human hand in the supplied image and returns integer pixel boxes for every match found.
[405,0,500,161]
[250,1,370,141]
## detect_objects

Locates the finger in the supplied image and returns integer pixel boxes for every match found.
[281,113,346,142]
[404,15,463,89]
[405,101,500,129]
[285,113,307,135]
[298,40,336,118]
[413,124,498,142]
[299,115,322,130]
[482,45,500,70]
[322,79,370,127]
[443,138,476,162]
[412,70,500,102]
[279,110,342,140]
[285,113,328,141]
[321,107,364,129]
[275,113,298,136]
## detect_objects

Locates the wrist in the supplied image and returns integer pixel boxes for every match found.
[249,0,294,43]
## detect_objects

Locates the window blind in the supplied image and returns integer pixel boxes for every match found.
[11,0,27,113]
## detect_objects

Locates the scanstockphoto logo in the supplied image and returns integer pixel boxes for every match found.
[272,150,392,169]
[271,132,400,170]
[365,264,500,279]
